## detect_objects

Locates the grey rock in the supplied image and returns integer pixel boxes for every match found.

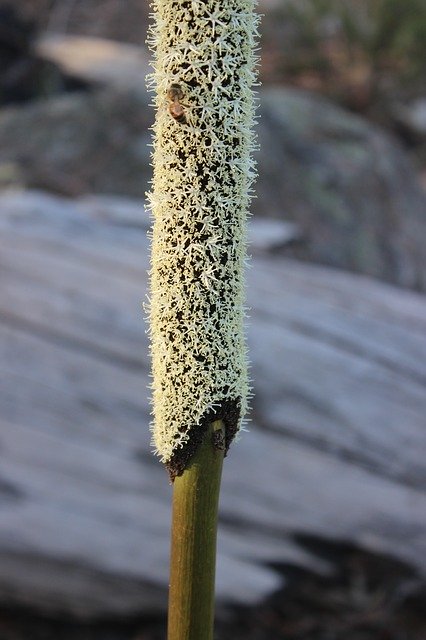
[394,96,426,137]
[0,189,425,618]
[36,35,151,91]
[257,87,426,290]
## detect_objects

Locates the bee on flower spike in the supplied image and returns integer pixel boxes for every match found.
[167,83,187,124]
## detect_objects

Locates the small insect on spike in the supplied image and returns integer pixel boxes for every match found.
[168,83,187,124]
[212,420,225,452]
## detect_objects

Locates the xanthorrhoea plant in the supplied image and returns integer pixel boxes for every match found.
[147,1,258,637]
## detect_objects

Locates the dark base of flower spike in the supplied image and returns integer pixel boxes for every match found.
[165,398,241,481]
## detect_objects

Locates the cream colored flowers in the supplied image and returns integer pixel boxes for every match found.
[148,0,259,478]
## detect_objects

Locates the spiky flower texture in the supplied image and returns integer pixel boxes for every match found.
[148,0,259,478]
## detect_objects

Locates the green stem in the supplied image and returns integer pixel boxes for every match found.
[167,420,225,640]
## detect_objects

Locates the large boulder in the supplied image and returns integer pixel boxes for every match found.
[0,189,425,618]
[257,87,426,291]
[0,87,152,197]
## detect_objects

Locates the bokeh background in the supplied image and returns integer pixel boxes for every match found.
[0,1,425,638]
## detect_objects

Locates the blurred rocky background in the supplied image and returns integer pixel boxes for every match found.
[0,1,425,639]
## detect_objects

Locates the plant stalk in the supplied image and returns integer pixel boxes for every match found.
[167,419,225,640]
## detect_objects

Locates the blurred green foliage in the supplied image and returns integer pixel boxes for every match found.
[264,0,426,106]
[369,0,426,77]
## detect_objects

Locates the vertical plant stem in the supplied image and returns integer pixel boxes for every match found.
[167,420,225,640]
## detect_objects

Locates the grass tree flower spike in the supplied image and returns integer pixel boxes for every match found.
[148,0,259,480]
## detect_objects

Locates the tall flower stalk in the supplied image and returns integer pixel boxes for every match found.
[147,1,258,637]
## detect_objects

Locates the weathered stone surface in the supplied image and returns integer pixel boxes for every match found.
[257,87,426,290]
[394,96,426,138]
[0,190,425,619]
[0,87,152,197]
[37,35,151,90]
